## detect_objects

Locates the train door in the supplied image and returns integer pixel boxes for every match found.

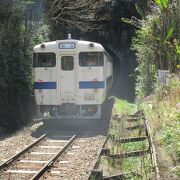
[58,55,76,103]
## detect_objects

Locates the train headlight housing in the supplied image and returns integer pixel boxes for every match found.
[41,43,46,48]
[89,43,94,48]
[84,93,95,100]
[82,105,97,116]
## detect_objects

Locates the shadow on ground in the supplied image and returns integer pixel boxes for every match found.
[31,98,114,139]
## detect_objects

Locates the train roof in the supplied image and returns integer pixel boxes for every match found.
[33,39,105,52]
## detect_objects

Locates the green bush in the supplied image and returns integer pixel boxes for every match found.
[132,1,180,98]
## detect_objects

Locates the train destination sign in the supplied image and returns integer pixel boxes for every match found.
[59,43,76,49]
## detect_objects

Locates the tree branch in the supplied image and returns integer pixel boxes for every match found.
[48,0,111,32]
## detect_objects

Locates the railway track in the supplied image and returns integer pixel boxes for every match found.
[0,133,106,179]
[0,109,159,179]
[0,134,76,179]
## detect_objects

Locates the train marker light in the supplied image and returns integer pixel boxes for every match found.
[38,79,43,83]
[92,79,98,84]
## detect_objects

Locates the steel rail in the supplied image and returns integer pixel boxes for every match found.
[30,134,76,180]
[0,134,46,170]
[144,118,160,180]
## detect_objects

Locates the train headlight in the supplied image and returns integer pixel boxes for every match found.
[89,43,94,48]
[41,43,46,48]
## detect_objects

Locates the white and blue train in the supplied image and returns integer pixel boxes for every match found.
[33,36,113,119]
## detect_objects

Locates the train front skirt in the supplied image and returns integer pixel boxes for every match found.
[36,104,101,119]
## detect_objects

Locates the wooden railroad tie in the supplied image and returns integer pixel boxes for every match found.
[91,171,139,180]
[113,114,122,120]
[114,136,147,143]
[100,148,110,156]
[124,117,144,122]
[109,149,150,158]
[90,169,103,179]
[103,171,138,180]
[125,124,144,130]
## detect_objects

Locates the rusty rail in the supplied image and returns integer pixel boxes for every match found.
[144,119,160,180]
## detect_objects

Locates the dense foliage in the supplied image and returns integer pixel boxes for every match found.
[132,0,180,97]
[142,75,180,178]
[1,0,179,132]
[0,0,49,132]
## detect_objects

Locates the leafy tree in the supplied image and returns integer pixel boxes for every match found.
[0,0,49,132]
[122,0,180,97]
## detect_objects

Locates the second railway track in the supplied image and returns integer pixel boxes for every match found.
[87,110,160,179]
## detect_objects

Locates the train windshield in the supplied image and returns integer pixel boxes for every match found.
[79,52,104,67]
[33,53,56,67]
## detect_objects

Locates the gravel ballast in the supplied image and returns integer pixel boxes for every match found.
[0,122,43,164]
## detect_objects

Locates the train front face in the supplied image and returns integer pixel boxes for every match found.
[33,40,109,119]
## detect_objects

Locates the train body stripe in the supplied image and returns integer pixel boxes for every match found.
[34,82,56,89]
[34,79,109,89]
[79,81,104,89]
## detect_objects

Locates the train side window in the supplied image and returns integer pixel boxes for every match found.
[79,52,104,67]
[33,53,56,67]
[61,56,74,71]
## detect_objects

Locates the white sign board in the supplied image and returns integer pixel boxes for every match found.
[158,70,169,85]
